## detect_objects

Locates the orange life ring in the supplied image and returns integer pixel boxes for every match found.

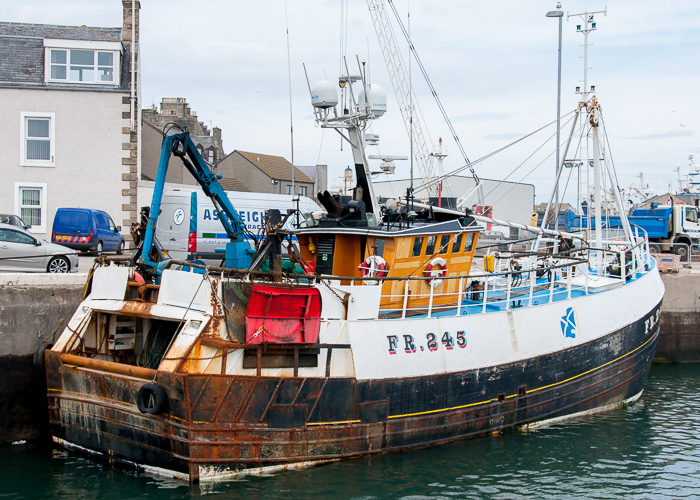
[359,255,389,279]
[424,257,448,287]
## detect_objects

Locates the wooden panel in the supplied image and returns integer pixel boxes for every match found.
[396,237,411,259]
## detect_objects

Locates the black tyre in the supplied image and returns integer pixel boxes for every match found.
[33,342,53,371]
[94,241,103,256]
[136,383,168,415]
[116,240,125,255]
[674,243,689,261]
[47,256,70,273]
[648,243,661,254]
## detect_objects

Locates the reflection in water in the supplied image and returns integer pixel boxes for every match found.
[2,365,699,499]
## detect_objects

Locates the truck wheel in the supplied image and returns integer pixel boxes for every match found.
[648,244,661,254]
[116,240,124,255]
[94,241,103,256]
[674,244,689,261]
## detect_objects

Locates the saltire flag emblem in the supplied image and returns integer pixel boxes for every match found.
[561,307,577,339]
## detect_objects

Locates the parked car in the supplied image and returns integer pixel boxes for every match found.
[52,208,125,255]
[0,223,79,273]
[0,214,31,230]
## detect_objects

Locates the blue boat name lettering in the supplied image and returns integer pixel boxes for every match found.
[645,308,660,335]
[426,333,438,351]
[456,331,467,348]
[387,335,398,355]
[404,335,416,353]
[387,331,467,355]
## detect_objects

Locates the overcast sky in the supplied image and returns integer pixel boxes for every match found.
[5,0,700,205]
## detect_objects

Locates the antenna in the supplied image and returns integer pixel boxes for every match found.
[284,0,295,201]
[569,7,607,100]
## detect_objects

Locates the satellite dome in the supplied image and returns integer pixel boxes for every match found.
[310,80,338,109]
[358,84,387,117]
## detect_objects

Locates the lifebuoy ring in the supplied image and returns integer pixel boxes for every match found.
[359,255,389,279]
[424,257,448,287]
[136,383,168,415]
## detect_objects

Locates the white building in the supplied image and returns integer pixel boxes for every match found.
[0,0,140,239]
[373,176,535,227]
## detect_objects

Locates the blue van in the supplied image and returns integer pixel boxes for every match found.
[52,208,125,255]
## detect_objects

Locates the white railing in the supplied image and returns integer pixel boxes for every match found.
[309,239,651,319]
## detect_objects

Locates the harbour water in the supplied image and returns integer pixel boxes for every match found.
[3,363,699,499]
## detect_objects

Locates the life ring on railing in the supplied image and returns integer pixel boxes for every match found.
[424,257,448,288]
[359,255,389,279]
[136,383,168,415]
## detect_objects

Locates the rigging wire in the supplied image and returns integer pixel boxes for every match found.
[413,108,578,197]
[386,0,478,184]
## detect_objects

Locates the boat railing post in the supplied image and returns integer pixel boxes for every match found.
[457,277,464,316]
[428,281,434,317]
[401,279,409,319]
[505,272,512,310]
[549,264,555,303]
[528,266,535,307]
[621,249,626,282]
[482,278,488,313]
[567,262,572,298]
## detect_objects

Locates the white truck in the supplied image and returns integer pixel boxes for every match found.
[156,188,321,264]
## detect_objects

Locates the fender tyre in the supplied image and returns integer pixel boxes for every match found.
[136,383,168,415]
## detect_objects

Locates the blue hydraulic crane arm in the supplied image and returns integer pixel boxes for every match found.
[139,131,252,274]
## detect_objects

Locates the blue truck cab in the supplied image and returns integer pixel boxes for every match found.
[52,208,125,255]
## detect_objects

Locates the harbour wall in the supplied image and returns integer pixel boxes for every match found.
[0,269,697,443]
[0,273,85,443]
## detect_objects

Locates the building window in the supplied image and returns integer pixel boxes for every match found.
[44,39,121,85]
[298,186,307,197]
[14,182,47,233]
[48,49,116,83]
[286,185,293,195]
[20,112,55,167]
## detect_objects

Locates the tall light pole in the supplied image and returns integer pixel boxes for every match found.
[546,4,563,227]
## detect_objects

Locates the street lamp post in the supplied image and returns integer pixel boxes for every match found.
[546,4,564,227]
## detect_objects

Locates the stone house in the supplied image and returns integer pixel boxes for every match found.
[0,0,141,239]
[141,97,224,179]
[216,150,315,198]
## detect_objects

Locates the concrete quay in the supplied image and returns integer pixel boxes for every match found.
[0,266,697,443]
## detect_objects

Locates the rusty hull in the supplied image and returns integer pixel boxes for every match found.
[45,306,659,482]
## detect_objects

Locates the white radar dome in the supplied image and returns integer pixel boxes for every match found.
[359,84,387,117]
[310,80,338,109]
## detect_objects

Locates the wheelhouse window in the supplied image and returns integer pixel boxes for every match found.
[14,182,47,233]
[452,234,463,253]
[44,40,121,85]
[20,113,55,167]
[425,235,437,256]
[463,233,475,252]
[411,237,424,257]
[439,235,450,254]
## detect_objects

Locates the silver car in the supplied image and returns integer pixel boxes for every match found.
[0,223,79,273]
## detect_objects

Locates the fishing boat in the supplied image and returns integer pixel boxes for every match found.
[44,32,664,484]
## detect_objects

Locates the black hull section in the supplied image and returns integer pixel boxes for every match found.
[46,301,661,481]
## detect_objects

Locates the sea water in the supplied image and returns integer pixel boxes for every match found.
[2,364,699,499]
